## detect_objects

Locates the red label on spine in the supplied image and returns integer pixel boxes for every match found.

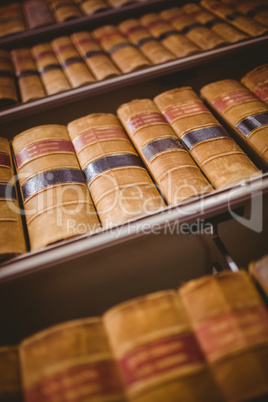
[126,112,167,133]
[72,127,128,153]
[97,32,123,43]
[12,55,34,66]
[163,102,209,122]
[0,152,11,168]
[145,20,166,30]
[15,140,75,168]
[254,83,268,101]
[213,90,258,113]
[125,25,147,36]
[76,38,95,46]
[34,50,55,61]
[54,44,75,54]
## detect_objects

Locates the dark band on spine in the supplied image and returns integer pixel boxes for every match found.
[236,112,268,138]
[108,42,134,56]
[137,37,157,48]
[40,64,62,75]
[0,70,14,78]
[0,183,16,200]
[181,126,229,149]
[142,137,184,161]
[63,57,83,68]
[158,30,180,41]
[204,19,222,29]
[181,22,202,35]
[247,5,268,18]
[17,70,39,79]
[226,11,242,21]
[85,50,106,58]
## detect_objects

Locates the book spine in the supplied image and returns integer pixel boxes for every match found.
[0,137,26,261]
[140,13,200,58]
[117,98,212,205]
[92,25,150,74]
[0,346,22,402]
[73,0,109,15]
[19,318,125,402]
[107,0,137,8]
[52,36,95,88]
[241,64,268,105]
[233,1,268,28]
[200,79,268,168]
[23,0,54,30]
[31,43,71,95]
[160,7,225,51]
[47,0,81,22]
[67,113,164,227]
[11,48,46,103]
[249,254,268,299]
[0,50,18,106]
[12,125,100,250]
[0,2,25,39]
[71,31,120,81]
[154,87,260,189]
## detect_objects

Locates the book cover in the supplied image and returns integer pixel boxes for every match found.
[47,0,81,22]
[0,49,18,107]
[73,0,109,15]
[241,64,268,105]
[222,0,268,27]
[0,2,25,39]
[23,0,54,30]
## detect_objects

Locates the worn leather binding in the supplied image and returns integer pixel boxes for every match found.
[31,43,71,95]
[182,2,247,43]
[118,19,175,65]
[200,79,268,168]
[241,64,268,104]
[107,0,143,7]
[19,318,125,402]
[47,0,81,21]
[117,99,212,205]
[12,125,100,251]
[140,13,200,58]
[201,0,268,36]
[249,254,268,299]
[104,290,222,402]
[0,137,26,262]
[154,87,260,189]
[52,36,95,88]
[160,7,225,51]
[0,346,21,402]
[71,31,120,80]
[73,0,109,15]
[0,49,18,107]
[222,0,268,27]
[0,2,25,39]
[92,25,150,73]
[11,48,46,103]
[179,271,268,401]
[23,0,54,30]
[68,113,164,227]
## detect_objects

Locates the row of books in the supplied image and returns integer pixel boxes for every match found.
[1,3,268,106]
[0,269,267,401]
[1,70,268,261]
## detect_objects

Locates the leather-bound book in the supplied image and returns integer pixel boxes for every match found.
[140,13,200,58]
[0,2,25,38]
[0,137,26,262]
[201,0,267,36]
[0,49,18,107]
[51,36,95,88]
[249,254,268,299]
[67,113,165,227]
[11,48,46,103]
[23,0,54,30]
[71,31,120,80]
[104,290,222,401]
[12,125,100,251]
[92,25,150,73]
[200,79,268,169]
[160,7,225,51]
[117,99,212,205]
[73,0,109,15]
[179,271,268,401]
[241,64,268,104]
[107,0,142,7]
[222,0,268,27]
[182,2,247,43]
[0,346,21,402]
[118,19,175,65]
[47,0,81,21]
[31,43,71,95]
[19,318,125,402]
[154,87,260,189]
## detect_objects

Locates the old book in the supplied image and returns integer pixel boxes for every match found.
[92,25,150,73]
[107,0,143,7]
[31,43,71,95]
[67,113,165,227]
[0,2,25,39]
[0,346,22,402]
[0,49,18,107]
[160,7,226,51]
[51,36,95,88]
[104,290,222,401]
[117,99,212,205]
[201,0,268,37]
[71,31,120,80]
[19,318,125,401]
[179,271,268,401]
[23,0,54,30]
[140,13,200,58]
[222,0,268,27]
[118,19,175,65]
[154,87,260,189]
[200,79,268,169]
[0,137,26,262]
[12,125,100,251]
[11,48,46,103]
[47,0,81,21]
[249,254,268,299]
[241,64,268,104]
[73,0,109,15]
[182,2,247,43]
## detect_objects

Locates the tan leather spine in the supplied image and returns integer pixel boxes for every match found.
[71,31,120,80]
[68,113,164,227]
[107,0,141,7]
[0,346,21,402]
[0,2,25,38]
[241,64,268,104]
[73,0,109,15]
[0,49,18,107]
[12,125,100,251]
[47,0,81,22]
[117,99,212,205]
[154,87,260,189]
[23,0,54,30]
[222,0,268,27]
[249,254,268,298]
[200,79,268,168]
[140,13,200,58]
